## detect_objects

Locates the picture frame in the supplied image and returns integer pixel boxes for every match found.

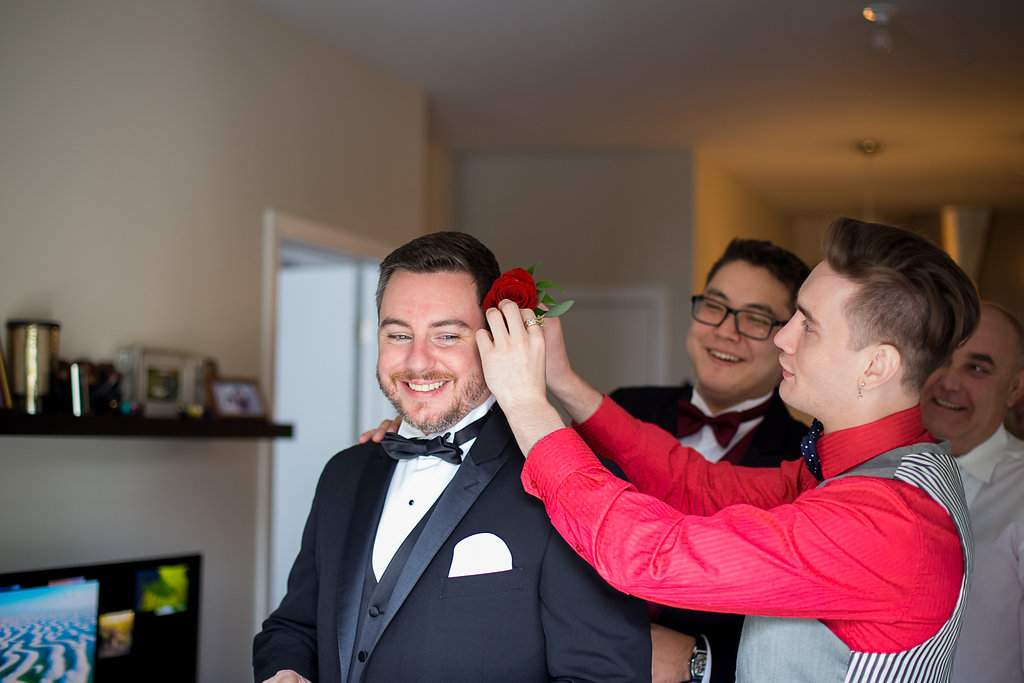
[0,337,11,410]
[115,346,211,418]
[209,378,267,420]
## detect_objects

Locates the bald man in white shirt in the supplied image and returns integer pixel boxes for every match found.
[921,302,1024,683]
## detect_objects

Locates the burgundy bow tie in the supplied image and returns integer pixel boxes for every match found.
[676,398,772,448]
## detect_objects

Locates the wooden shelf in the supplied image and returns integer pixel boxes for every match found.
[0,411,293,439]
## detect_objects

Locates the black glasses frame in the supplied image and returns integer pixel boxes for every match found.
[690,295,784,341]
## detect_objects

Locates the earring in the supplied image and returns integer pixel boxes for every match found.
[857,381,865,399]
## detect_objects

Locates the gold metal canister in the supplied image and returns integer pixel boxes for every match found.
[6,320,60,414]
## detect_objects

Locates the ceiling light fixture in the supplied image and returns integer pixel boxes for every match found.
[855,139,886,221]
[862,3,898,54]
[854,138,885,156]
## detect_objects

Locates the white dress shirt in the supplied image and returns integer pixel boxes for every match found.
[951,424,1024,683]
[371,396,496,580]
[677,389,773,463]
[676,388,772,683]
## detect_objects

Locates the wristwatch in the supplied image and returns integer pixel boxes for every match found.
[689,640,708,681]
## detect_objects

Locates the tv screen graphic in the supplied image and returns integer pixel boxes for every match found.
[0,554,200,683]
[0,580,100,683]
[135,563,190,616]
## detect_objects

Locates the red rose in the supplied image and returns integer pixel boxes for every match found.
[482,267,538,311]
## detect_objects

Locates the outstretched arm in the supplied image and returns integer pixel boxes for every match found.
[534,308,605,425]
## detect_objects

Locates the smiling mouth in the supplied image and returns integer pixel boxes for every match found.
[406,380,448,393]
[709,349,742,363]
[932,397,965,411]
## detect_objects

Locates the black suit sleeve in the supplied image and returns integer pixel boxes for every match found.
[609,385,688,434]
[253,482,323,682]
[539,531,652,682]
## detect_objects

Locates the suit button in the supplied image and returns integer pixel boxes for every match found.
[357,651,367,662]
[368,605,381,617]
[575,543,583,552]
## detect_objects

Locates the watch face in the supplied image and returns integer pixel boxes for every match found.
[690,650,708,678]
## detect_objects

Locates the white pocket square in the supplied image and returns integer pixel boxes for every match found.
[448,532,513,577]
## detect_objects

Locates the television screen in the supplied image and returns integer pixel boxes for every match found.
[0,554,201,683]
[0,580,100,682]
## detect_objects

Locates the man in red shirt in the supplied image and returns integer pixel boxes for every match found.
[478,217,979,682]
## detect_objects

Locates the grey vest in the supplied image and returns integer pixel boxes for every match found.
[736,442,973,683]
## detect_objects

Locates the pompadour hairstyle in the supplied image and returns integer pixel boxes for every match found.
[823,217,980,392]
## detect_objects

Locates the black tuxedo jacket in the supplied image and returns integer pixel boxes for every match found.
[253,409,650,683]
[608,384,807,683]
[610,384,806,469]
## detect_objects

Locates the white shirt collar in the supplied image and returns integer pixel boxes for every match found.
[955,424,1009,484]
[398,395,497,441]
[690,387,774,418]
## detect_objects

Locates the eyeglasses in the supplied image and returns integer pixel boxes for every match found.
[690,295,784,341]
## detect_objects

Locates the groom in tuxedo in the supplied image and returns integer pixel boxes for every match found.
[253,231,650,683]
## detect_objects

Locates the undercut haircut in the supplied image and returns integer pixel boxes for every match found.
[823,217,980,392]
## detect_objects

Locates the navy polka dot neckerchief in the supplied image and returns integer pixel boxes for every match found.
[800,418,825,481]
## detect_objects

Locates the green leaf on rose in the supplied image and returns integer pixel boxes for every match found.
[537,299,574,318]
[524,261,574,318]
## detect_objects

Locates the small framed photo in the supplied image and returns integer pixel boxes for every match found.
[209,379,267,419]
[115,346,212,418]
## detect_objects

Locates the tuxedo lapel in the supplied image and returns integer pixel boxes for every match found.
[367,411,514,648]
[744,392,794,463]
[335,449,394,677]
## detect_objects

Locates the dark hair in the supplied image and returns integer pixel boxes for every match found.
[705,239,810,314]
[823,217,980,392]
[376,231,501,312]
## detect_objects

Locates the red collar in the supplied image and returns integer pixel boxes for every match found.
[817,405,935,479]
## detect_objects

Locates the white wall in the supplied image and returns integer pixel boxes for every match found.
[0,1,426,680]
[458,149,694,384]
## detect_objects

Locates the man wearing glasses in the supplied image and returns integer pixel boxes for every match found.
[611,239,810,683]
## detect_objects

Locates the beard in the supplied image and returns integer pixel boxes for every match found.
[377,369,489,435]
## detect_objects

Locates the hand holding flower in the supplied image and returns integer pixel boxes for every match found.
[482,264,573,319]
[477,300,549,408]
[477,300,566,454]
[482,268,538,312]
[479,263,602,431]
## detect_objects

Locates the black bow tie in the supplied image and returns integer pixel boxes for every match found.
[676,398,772,447]
[379,413,490,465]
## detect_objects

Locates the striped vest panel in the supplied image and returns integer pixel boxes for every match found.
[736,443,973,683]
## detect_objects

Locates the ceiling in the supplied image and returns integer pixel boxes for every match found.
[252,0,1024,216]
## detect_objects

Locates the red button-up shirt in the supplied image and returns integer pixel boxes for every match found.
[522,397,963,653]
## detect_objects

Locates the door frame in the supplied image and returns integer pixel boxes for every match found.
[255,209,395,625]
